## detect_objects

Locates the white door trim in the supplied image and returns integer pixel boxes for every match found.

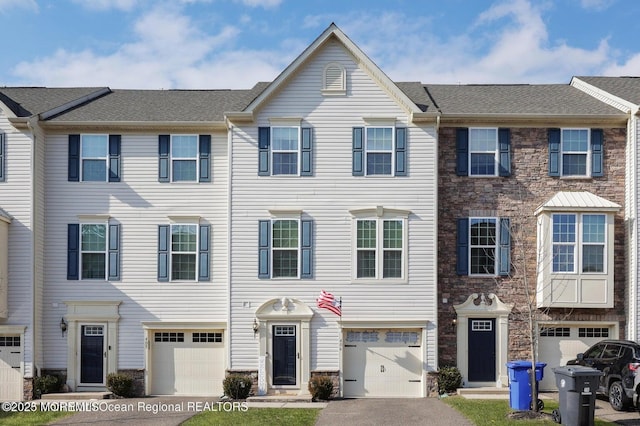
[77,323,107,387]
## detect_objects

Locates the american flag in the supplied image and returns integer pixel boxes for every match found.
[317,290,341,316]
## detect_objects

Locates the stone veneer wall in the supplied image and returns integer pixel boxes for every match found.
[23,377,33,400]
[437,127,627,366]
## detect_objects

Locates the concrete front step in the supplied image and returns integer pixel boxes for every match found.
[40,391,113,400]
[247,394,314,403]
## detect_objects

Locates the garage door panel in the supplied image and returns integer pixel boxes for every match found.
[150,330,224,396]
[0,337,22,401]
[538,325,610,391]
[343,329,422,398]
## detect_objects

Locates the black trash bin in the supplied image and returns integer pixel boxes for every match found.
[552,365,603,426]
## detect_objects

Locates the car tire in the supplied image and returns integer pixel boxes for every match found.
[609,381,631,411]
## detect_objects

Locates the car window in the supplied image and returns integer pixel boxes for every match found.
[583,343,606,359]
[601,344,621,358]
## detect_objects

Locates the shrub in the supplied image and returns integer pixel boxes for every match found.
[34,375,62,398]
[107,373,134,398]
[223,374,252,399]
[438,366,462,395]
[308,375,334,401]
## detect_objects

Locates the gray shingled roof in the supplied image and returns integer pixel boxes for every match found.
[577,76,640,105]
[395,82,435,112]
[45,83,269,122]
[424,84,625,116]
[0,87,106,117]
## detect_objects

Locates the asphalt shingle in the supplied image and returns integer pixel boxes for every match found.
[577,76,640,105]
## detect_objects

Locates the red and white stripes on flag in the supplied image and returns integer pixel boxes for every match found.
[317,290,341,316]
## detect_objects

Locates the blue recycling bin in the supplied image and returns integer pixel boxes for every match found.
[506,360,547,410]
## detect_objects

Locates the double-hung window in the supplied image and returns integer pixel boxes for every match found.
[67,220,120,281]
[352,126,407,176]
[456,128,510,177]
[258,125,313,176]
[552,213,606,273]
[469,218,497,275]
[258,216,313,279]
[457,217,510,276]
[561,129,589,176]
[272,127,299,175]
[158,134,211,183]
[171,136,198,181]
[352,212,407,280]
[548,128,603,178]
[469,128,498,176]
[68,134,121,182]
[365,127,394,175]
[157,222,210,282]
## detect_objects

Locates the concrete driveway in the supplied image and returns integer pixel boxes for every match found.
[315,398,474,426]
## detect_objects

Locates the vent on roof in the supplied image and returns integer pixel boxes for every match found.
[323,62,346,95]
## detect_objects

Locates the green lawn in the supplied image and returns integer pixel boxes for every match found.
[443,396,616,426]
[0,409,72,426]
[183,407,321,426]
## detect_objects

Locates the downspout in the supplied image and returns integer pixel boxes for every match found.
[26,115,41,379]
[628,108,639,341]
[226,121,233,374]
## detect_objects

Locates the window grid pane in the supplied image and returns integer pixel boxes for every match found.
[81,135,108,182]
[81,224,106,279]
[383,251,402,278]
[366,127,393,175]
[357,251,376,278]
[469,129,497,176]
[171,224,197,280]
[561,129,588,176]
[357,220,376,249]
[469,218,496,275]
[272,220,299,277]
[171,136,198,181]
[272,127,299,175]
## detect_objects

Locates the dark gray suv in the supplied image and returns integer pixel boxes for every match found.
[567,339,640,411]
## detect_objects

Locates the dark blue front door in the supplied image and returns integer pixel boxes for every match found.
[80,325,105,384]
[273,325,296,386]
[468,318,496,382]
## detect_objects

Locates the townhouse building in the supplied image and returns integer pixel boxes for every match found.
[0,24,634,400]
[431,84,628,390]
[0,24,439,400]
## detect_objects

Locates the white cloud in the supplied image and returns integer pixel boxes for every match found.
[580,0,615,11]
[10,3,288,88]
[70,0,139,11]
[0,0,37,13]
[337,0,615,84]
[235,0,282,8]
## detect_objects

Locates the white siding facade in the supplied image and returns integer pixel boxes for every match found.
[42,131,229,377]
[228,39,438,396]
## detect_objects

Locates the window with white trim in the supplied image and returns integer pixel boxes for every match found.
[469,128,498,176]
[561,129,590,176]
[171,224,198,280]
[81,134,108,181]
[365,127,394,175]
[81,223,107,279]
[272,219,299,278]
[272,127,299,175]
[355,217,404,279]
[552,213,606,273]
[171,135,198,181]
[470,218,497,275]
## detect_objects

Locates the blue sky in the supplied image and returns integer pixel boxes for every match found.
[0,0,639,89]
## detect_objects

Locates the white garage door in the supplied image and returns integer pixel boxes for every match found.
[150,330,224,396]
[537,325,611,391]
[343,329,422,398]
[0,336,22,401]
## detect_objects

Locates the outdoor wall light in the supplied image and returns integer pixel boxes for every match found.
[452,318,457,326]
[60,317,68,337]
[252,318,259,334]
